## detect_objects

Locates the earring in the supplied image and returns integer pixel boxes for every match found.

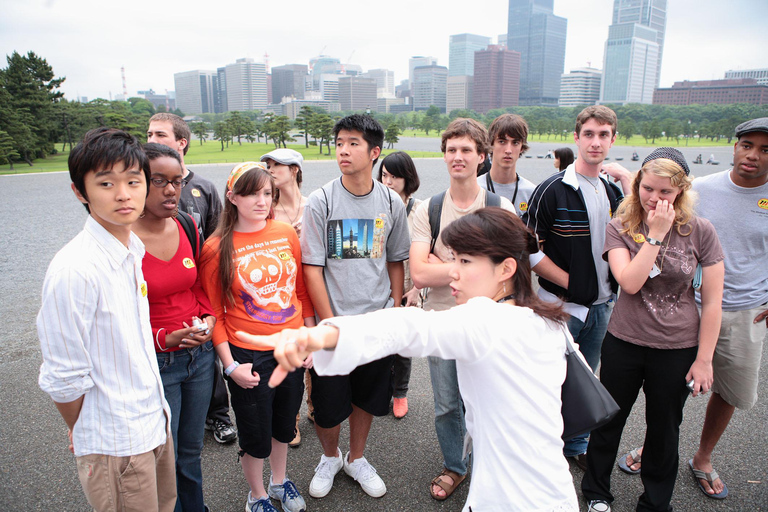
[503,282,508,295]
[139,211,145,219]
[172,206,178,219]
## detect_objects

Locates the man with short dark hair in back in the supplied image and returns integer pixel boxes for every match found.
[478,113,537,217]
[147,113,236,445]
[300,114,411,499]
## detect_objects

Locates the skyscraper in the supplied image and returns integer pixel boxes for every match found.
[449,34,491,77]
[506,0,567,107]
[600,0,667,104]
[612,0,667,87]
[224,58,268,112]
[413,65,448,112]
[338,76,377,112]
[362,69,395,96]
[409,56,437,94]
[559,67,602,107]
[447,76,473,113]
[471,45,521,114]
[272,64,308,103]
[600,22,659,104]
[174,70,216,114]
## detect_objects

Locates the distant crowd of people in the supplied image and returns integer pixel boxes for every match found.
[37,108,768,512]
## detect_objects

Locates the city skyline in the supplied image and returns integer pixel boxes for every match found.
[1,0,764,103]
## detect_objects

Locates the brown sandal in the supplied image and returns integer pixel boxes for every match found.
[430,468,467,501]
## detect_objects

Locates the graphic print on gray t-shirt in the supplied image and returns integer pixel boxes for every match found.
[326,218,385,259]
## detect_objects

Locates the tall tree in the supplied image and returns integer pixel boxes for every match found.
[227,111,246,145]
[0,130,21,170]
[295,106,315,148]
[309,113,334,155]
[191,122,209,145]
[384,123,400,149]
[213,121,229,151]
[0,51,64,164]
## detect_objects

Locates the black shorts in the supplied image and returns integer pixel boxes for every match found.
[310,355,394,428]
[226,345,304,459]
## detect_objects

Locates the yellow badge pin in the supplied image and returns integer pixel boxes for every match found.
[183,258,195,269]
[633,233,646,244]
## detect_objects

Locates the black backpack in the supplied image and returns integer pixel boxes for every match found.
[427,190,501,254]
[176,210,202,260]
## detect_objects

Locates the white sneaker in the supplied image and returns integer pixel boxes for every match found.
[308,447,343,498]
[587,500,611,512]
[343,452,387,498]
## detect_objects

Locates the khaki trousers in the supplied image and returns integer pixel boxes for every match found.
[76,437,176,512]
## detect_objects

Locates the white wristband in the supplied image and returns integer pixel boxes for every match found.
[224,361,240,376]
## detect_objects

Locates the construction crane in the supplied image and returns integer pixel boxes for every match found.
[121,66,128,100]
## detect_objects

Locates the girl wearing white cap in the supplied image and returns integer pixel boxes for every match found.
[261,148,314,447]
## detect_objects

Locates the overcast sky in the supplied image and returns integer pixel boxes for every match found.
[1,0,765,102]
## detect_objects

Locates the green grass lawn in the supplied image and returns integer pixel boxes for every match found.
[0,141,442,175]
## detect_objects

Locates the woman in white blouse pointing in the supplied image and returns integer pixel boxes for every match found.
[237,208,579,512]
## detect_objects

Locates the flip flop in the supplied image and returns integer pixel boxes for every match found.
[688,459,728,499]
[618,448,642,475]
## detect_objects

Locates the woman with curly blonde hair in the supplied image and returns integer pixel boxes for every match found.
[582,148,725,512]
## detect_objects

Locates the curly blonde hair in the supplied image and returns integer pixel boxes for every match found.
[616,158,697,238]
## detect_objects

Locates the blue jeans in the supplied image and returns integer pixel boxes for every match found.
[563,301,612,457]
[427,356,469,475]
[157,341,215,512]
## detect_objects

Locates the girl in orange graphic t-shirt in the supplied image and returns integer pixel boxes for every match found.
[199,162,315,512]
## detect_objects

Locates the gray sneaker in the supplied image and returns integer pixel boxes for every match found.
[268,477,306,512]
[246,496,279,512]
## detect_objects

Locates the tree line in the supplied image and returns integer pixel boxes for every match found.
[0,51,183,170]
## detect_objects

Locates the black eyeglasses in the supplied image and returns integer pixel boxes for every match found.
[150,177,186,189]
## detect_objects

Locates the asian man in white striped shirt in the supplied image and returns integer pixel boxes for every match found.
[37,128,176,512]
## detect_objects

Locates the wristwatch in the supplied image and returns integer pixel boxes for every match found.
[646,237,663,246]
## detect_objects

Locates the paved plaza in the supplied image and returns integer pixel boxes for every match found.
[0,140,764,511]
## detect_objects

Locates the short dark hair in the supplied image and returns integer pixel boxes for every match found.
[377,151,420,197]
[554,147,574,171]
[68,127,149,213]
[149,113,191,155]
[333,114,385,165]
[575,105,617,137]
[488,114,529,155]
[143,142,182,166]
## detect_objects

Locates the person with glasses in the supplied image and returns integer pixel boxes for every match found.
[147,113,237,447]
[133,143,217,512]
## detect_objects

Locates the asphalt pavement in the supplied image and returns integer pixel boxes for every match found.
[0,140,764,511]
